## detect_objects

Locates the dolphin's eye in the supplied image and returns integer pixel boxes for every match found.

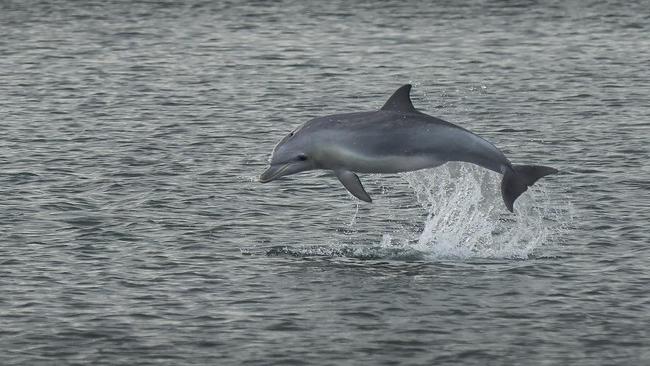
[289,132,294,137]
[297,154,307,161]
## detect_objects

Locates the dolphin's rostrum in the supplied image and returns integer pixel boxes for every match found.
[260,84,557,212]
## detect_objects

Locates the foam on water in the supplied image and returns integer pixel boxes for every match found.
[258,163,571,262]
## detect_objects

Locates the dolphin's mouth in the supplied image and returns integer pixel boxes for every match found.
[259,163,291,183]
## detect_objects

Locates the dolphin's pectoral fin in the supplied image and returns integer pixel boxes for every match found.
[335,170,372,203]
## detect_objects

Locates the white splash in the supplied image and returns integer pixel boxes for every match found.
[376,163,571,260]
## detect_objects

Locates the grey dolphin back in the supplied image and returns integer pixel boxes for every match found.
[380,84,418,113]
[501,165,559,212]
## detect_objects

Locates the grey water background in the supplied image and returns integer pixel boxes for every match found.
[1,0,649,365]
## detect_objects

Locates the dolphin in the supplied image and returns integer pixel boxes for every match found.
[259,84,557,212]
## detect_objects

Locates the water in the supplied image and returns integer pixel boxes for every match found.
[1,1,649,365]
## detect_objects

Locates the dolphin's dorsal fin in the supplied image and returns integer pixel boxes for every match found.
[380,84,417,113]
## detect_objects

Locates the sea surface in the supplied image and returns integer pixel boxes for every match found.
[1,1,649,365]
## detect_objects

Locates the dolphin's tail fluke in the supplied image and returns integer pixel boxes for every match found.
[500,165,558,212]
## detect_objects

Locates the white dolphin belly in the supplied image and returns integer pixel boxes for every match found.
[319,148,445,173]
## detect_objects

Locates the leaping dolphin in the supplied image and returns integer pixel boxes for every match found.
[259,84,557,212]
